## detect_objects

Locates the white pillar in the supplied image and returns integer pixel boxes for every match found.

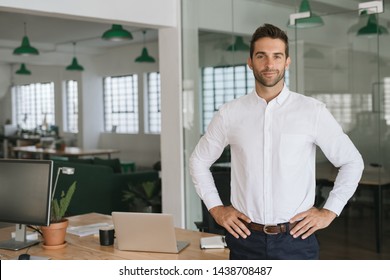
[159,23,185,227]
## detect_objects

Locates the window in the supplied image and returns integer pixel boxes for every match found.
[201,64,254,132]
[103,75,138,133]
[383,78,390,125]
[64,80,78,133]
[145,72,161,134]
[13,82,55,130]
[310,93,372,132]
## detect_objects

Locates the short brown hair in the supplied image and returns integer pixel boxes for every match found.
[250,24,289,58]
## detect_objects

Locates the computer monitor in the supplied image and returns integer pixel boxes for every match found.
[0,159,53,250]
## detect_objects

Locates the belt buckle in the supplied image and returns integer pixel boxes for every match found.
[263,224,278,235]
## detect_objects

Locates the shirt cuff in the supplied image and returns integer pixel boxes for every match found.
[202,193,224,211]
[323,194,345,216]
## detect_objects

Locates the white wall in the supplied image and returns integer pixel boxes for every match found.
[0,0,177,28]
[159,25,184,226]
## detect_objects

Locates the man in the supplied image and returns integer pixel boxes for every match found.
[189,24,364,260]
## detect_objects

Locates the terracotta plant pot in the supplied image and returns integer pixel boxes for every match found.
[41,219,69,247]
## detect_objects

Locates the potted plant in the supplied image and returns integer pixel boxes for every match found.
[54,138,66,151]
[41,181,76,249]
[122,180,161,213]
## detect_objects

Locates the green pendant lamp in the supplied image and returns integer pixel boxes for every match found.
[135,31,156,63]
[66,57,84,71]
[348,10,369,34]
[15,63,31,75]
[66,42,84,71]
[226,36,250,52]
[13,22,39,56]
[357,13,389,36]
[102,24,133,41]
[288,0,324,28]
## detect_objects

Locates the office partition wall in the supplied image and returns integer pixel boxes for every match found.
[182,0,390,238]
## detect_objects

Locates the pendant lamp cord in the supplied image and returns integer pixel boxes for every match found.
[143,30,146,46]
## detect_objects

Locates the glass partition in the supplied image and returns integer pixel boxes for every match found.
[182,0,260,230]
[291,9,386,171]
[291,7,390,253]
[182,1,390,244]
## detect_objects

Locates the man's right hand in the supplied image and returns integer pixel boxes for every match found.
[209,205,251,239]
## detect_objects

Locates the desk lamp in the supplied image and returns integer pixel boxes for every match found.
[52,167,75,200]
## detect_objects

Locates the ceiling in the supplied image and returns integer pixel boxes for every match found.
[0,10,158,65]
[0,0,389,67]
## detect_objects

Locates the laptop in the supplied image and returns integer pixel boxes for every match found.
[112,212,190,253]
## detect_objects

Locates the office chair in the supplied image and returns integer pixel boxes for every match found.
[194,170,231,235]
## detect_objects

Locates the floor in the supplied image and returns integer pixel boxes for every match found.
[317,206,390,260]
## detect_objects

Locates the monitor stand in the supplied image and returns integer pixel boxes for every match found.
[0,224,40,251]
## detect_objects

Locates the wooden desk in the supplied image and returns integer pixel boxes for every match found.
[12,146,119,159]
[316,162,390,253]
[1,135,41,158]
[0,213,229,260]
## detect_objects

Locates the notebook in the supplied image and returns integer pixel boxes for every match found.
[112,212,190,253]
[200,236,227,249]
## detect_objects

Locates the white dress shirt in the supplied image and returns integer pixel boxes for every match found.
[189,85,364,224]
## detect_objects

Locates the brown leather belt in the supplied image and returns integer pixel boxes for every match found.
[241,220,297,235]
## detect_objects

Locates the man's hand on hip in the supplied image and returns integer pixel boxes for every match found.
[289,207,337,239]
[209,205,252,239]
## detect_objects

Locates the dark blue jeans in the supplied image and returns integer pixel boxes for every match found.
[225,229,319,260]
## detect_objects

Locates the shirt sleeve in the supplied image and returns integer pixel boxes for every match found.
[189,109,229,210]
[314,104,364,216]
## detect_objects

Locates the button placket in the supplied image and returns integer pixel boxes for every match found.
[263,103,274,223]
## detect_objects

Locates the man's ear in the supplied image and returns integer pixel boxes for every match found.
[247,57,253,70]
[285,56,291,69]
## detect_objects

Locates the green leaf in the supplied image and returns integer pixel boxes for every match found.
[142,181,156,199]
[122,180,161,208]
[51,181,76,223]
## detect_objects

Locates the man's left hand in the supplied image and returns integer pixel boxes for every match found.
[289,208,337,239]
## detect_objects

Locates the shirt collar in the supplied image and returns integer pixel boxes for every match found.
[252,84,290,105]
[274,84,290,105]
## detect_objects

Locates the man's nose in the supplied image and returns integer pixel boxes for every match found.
[264,57,274,68]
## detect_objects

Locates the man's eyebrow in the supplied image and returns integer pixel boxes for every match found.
[254,51,285,56]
